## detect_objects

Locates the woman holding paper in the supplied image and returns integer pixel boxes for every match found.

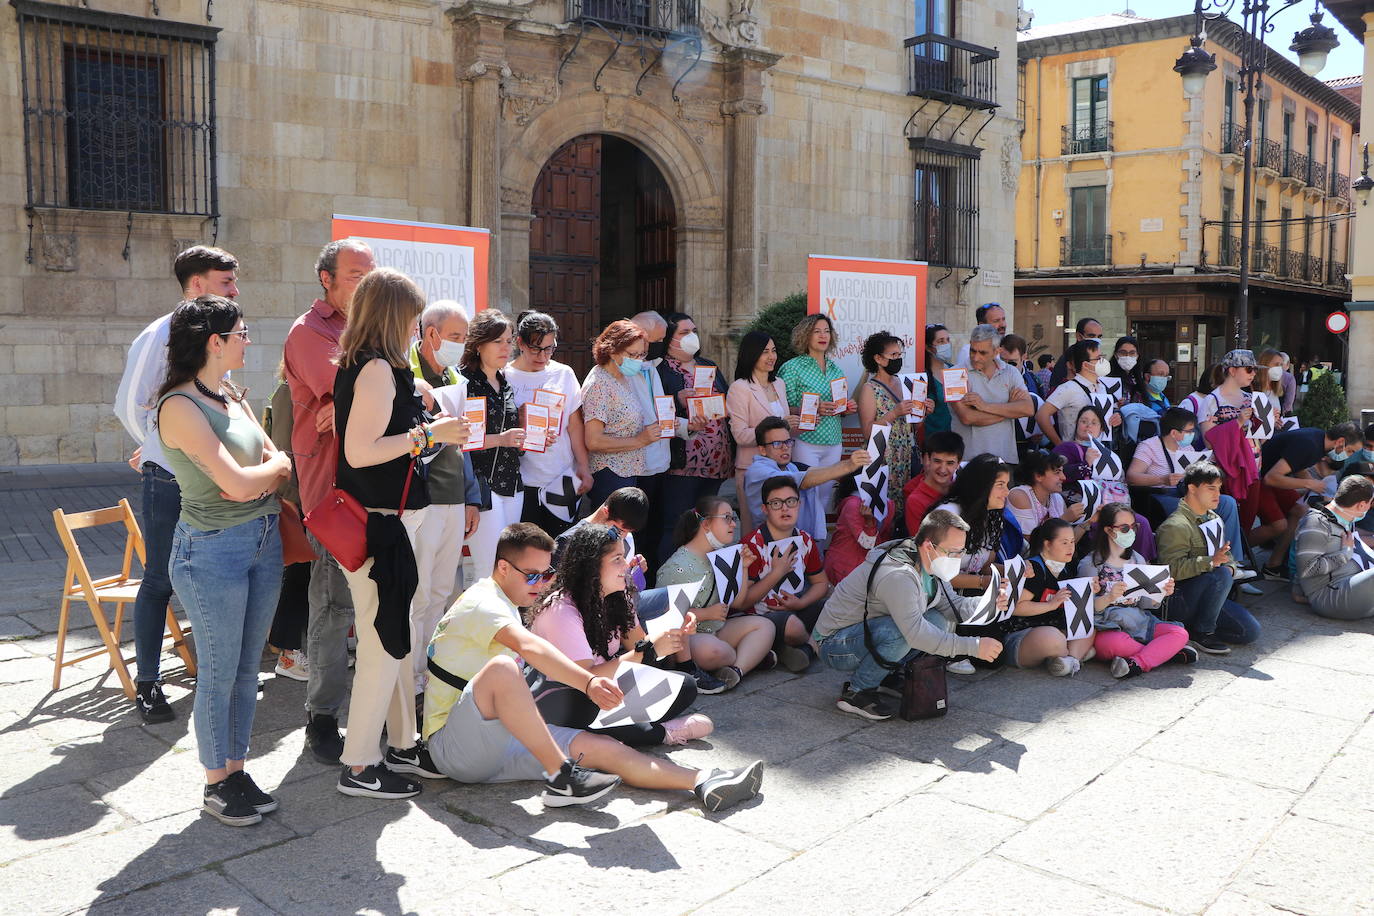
[727,331,792,533]
[528,524,712,747]
[460,309,527,579]
[778,314,854,532]
[657,495,778,689]
[1076,504,1190,678]
[856,330,929,501]
[922,323,955,436]
[655,312,733,564]
[581,320,664,505]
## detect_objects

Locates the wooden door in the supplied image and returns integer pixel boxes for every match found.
[530,135,602,376]
[635,152,676,314]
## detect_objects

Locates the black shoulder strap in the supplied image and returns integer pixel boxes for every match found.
[861,543,908,672]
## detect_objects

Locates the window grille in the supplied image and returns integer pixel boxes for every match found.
[911,140,980,269]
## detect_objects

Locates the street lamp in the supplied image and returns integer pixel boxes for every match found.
[1175,0,1338,349]
[1354,143,1373,206]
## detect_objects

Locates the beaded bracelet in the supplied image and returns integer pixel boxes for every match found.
[422,422,435,450]
[408,426,425,457]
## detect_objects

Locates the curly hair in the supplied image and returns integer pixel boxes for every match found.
[459,308,514,372]
[591,319,647,367]
[790,314,835,359]
[535,523,634,661]
[860,331,901,374]
[945,453,1011,556]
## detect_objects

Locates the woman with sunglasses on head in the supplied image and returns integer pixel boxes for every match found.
[157,297,291,826]
[1077,503,1192,678]
[825,473,895,586]
[528,524,712,747]
[726,331,793,533]
[923,323,955,435]
[657,496,776,690]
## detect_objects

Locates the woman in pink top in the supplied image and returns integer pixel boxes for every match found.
[1007,451,1090,542]
[528,523,711,747]
[825,474,894,586]
[726,331,792,532]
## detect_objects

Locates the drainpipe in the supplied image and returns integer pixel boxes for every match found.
[1034,56,1043,267]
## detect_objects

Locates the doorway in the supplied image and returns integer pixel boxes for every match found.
[528,134,677,376]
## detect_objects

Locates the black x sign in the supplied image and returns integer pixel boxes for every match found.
[1063,580,1094,639]
[770,542,804,594]
[1123,566,1169,599]
[541,473,580,522]
[961,569,1002,627]
[860,470,888,512]
[1251,394,1275,438]
[710,546,743,605]
[1079,481,1103,520]
[863,430,888,478]
[1092,440,1122,479]
[1200,517,1226,556]
[596,668,677,726]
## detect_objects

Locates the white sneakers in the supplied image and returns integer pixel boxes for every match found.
[274,649,310,682]
[1045,655,1081,677]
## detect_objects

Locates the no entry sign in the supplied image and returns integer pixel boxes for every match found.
[1326,311,1350,334]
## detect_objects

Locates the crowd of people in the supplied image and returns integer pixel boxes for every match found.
[113,243,1374,828]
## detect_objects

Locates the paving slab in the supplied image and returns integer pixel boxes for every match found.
[902,855,1165,914]
[81,870,278,916]
[1232,815,1374,915]
[846,705,1038,773]
[1215,655,1374,722]
[0,780,129,856]
[1291,745,1374,834]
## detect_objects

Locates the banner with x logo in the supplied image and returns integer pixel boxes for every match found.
[1077,480,1103,523]
[591,662,688,728]
[1250,392,1277,441]
[707,543,744,606]
[1090,438,1123,481]
[766,535,807,597]
[1199,517,1226,557]
[537,467,582,523]
[1121,564,1171,600]
[1059,576,1095,640]
[1171,448,1212,472]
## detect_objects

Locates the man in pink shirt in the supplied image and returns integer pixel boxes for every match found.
[284,239,374,765]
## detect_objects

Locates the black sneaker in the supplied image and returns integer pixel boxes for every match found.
[1171,644,1200,665]
[203,779,262,826]
[877,671,905,699]
[225,771,278,814]
[541,757,621,808]
[1110,656,1144,680]
[756,650,779,672]
[694,760,764,812]
[836,682,897,721]
[135,681,174,724]
[337,764,421,799]
[1189,636,1232,656]
[1260,564,1290,581]
[384,741,447,779]
[305,713,344,764]
[692,666,729,696]
[777,644,812,673]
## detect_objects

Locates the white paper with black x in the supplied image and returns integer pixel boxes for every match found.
[1101,376,1124,402]
[1060,576,1095,640]
[960,568,1005,627]
[1199,516,1226,557]
[1090,438,1123,480]
[642,580,700,640]
[707,543,744,606]
[1250,392,1277,440]
[1018,392,1044,439]
[766,535,807,597]
[1077,480,1104,523]
[1091,390,1116,442]
[590,662,688,728]
[1279,416,1300,433]
[1351,535,1374,571]
[1121,564,1171,600]
[856,424,891,525]
[537,466,582,523]
[1004,554,1028,611]
[1170,448,1213,473]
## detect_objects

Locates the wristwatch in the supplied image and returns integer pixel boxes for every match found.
[634,638,653,656]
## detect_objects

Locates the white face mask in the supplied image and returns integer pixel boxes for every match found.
[928,554,961,582]
[1111,529,1137,550]
[704,527,729,551]
[1092,358,1112,378]
[1267,365,1284,382]
[1116,356,1137,371]
[679,332,701,357]
[934,342,954,363]
[1044,557,1067,576]
[435,339,465,367]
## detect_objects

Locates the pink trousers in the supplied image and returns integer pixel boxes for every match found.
[1092,622,1189,673]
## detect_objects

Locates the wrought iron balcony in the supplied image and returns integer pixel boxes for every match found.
[1256,138,1283,173]
[1218,233,1241,267]
[1329,260,1349,287]
[1283,149,1308,180]
[1280,248,1304,278]
[1331,172,1350,201]
[1061,121,1112,155]
[1251,243,1279,273]
[1305,253,1325,283]
[1221,122,1244,155]
[567,0,698,34]
[1060,235,1112,267]
[905,34,999,110]
[1308,159,1327,192]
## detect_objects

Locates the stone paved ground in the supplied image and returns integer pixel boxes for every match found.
[3,464,1374,915]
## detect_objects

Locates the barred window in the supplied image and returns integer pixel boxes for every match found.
[911,140,980,269]
[13,0,219,216]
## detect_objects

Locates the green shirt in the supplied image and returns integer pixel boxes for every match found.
[778,355,847,446]
[656,546,724,634]
[157,392,279,532]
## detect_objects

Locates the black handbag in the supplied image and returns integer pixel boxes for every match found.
[861,544,949,720]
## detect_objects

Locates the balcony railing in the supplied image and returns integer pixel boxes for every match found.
[1062,121,1113,155]
[1061,235,1112,267]
[1307,254,1326,283]
[1255,138,1283,172]
[1218,233,1241,267]
[1309,159,1328,192]
[905,34,999,110]
[1251,243,1279,273]
[567,0,699,33]
[1331,172,1350,201]
[1221,122,1244,154]
[1280,248,1304,278]
[1284,149,1308,180]
[1329,260,1349,286]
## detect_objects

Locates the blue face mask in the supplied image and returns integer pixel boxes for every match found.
[1148,375,1170,393]
[619,355,644,376]
[1360,449,1374,464]
[1328,448,1348,465]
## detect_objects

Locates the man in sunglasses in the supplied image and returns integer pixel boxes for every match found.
[743,417,871,544]
[423,523,764,811]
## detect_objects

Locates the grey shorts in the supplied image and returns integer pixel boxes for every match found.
[427,687,581,784]
[1001,628,1032,668]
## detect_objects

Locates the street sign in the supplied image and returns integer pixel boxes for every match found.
[1327,311,1350,334]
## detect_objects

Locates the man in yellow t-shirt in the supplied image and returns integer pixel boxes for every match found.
[423,523,765,811]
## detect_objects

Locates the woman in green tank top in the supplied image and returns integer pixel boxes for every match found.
[157,296,291,827]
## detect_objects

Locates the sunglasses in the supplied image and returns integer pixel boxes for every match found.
[505,561,554,585]
[1106,522,1139,533]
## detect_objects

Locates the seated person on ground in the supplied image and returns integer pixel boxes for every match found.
[554,486,650,589]
[1256,422,1363,579]
[1053,404,1157,560]
[423,523,763,811]
[812,509,1004,721]
[1007,450,1092,543]
[1293,475,1374,621]
[743,416,870,544]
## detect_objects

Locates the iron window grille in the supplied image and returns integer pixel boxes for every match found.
[910,139,980,269]
[12,0,219,217]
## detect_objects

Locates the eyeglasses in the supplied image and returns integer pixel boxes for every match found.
[504,560,554,585]
[220,324,250,340]
[764,438,795,450]
[930,544,965,559]
[705,512,739,523]
[525,341,558,356]
[765,496,800,509]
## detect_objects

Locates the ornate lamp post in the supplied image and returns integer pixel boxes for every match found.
[1175,1,1338,349]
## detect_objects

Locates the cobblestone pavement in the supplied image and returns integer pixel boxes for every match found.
[2,464,1373,915]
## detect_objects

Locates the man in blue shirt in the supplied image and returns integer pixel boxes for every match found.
[744,417,870,543]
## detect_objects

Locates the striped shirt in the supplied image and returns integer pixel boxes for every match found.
[777,354,847,446]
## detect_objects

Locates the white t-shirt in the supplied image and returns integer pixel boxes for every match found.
[1195,387,1250,426]
[504,361,583,489]
[1045,374,1100,444]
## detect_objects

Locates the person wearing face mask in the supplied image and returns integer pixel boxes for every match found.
[856,331,929,500]
[1035,339,1121,447]
[1293,475,1374,620]
[656,496,776,690]
[655,312,733,565]
[812,509,1005,721]
[922,323,955,435]
[949,324,1032,466]
[1054,405,1158,559]
[1255,348,1288,417]
[1048,316,1104,391]
[1142,359,1173,416]
[826,472,896,585]
[1107,336,1149,406]
[1255,421,1365,579]
[1077,504,1191,679]
[580,321,670,507]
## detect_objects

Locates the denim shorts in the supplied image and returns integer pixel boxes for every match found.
[1001,628,1032,668]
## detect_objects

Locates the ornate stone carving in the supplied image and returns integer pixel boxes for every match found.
[465,60,512,81]
[720,99,766,117]
[1001,136,1021,192]
[702,0,760,49]
[41,232,76,272]
[603,92,628,130]
[501,72,556,126]
[676,98,720,145]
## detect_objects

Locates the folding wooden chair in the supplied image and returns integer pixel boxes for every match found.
[51,498,195,698]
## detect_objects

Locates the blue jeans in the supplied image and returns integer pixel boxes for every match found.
[133,465,181,683]
[170,515,282,770]
[1168,566,1261,645]
[817,615,912,692]
[589,467,637,508]
[1155,494,1244,561]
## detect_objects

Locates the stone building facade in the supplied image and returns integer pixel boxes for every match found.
[0,0,1019,465]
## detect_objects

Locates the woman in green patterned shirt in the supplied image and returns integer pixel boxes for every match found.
[777,314,855,536]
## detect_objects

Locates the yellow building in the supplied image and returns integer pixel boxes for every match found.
[1014,12,1358,399]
